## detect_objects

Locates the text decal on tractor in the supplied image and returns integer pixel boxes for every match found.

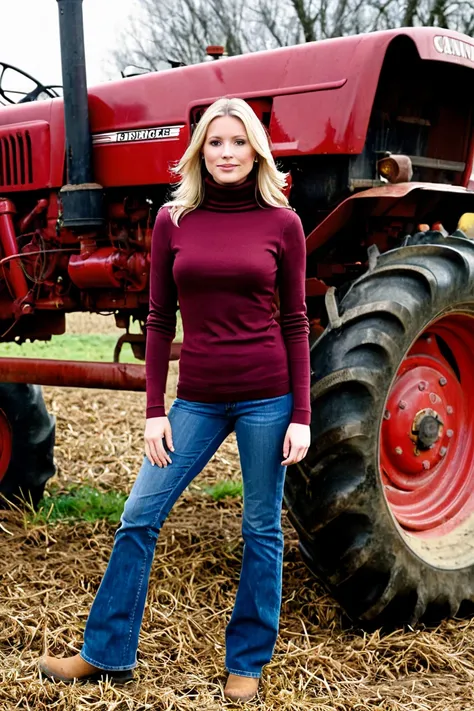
[92,125,184,145]
[433,35,474,62]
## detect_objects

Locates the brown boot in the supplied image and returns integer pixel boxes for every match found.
[224,673,259,702]
[38,653,134,685]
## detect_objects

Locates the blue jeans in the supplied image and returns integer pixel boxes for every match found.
[79,392,293,678]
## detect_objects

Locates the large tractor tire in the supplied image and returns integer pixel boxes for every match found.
[0,384,55,510]
[285,234,474,627]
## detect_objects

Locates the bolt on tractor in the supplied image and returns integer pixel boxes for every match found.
[1,0,474,628]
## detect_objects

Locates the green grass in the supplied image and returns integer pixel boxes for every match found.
[30,485,127,525]
[0,334,139,362]
[204,480,243,501]
[0,313,183,362]
[27,477,241,527]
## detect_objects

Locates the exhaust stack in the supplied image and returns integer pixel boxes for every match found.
[56,0,103,228]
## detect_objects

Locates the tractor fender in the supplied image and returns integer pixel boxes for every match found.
[306,182,474,255]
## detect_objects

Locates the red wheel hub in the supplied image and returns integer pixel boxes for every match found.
[380,313,474,538]
[0,407,12,483]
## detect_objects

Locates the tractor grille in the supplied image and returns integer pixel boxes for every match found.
[0,131,33,187]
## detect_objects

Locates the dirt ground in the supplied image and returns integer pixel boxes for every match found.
[1,313,474,710]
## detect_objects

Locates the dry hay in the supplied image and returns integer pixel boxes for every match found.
[1,314,474,709]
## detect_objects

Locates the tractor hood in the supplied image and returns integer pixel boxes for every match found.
[0,26,472,189]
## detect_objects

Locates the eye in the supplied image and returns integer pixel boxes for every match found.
[235,139,246,146]
[209,139,221,146]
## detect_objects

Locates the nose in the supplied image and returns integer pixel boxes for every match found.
[221,142,233,159]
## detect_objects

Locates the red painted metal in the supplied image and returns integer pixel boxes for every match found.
[0,358,147,390]
[0,27,469,364]
[0,28,472,190]
[0,408,12,483]
[0,121,51,192]
[462,130,474,189]
[19,199,49,233]
[0,199,30,303]
[305,182,474,254]
[0,348,182,389]
[305,278,329,297]
[380,313,474,538]
[68,247,149,291]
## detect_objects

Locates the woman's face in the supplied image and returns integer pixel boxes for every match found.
[202,115,257,186]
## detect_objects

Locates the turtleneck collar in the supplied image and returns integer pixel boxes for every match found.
[201,172,260,212]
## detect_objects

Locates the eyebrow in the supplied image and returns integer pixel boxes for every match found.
[207,135,247,140]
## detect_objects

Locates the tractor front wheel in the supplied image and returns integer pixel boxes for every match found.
[285,235,474,627]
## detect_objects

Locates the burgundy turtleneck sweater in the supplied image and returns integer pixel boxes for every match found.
[145,175,311,425]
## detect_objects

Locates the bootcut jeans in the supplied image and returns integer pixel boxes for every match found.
[79,391,293,678]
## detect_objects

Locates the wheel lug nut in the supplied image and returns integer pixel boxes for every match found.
[422,460,430,470]
[447,405,454,415]
[447,429,454,438]
[440,447,447,457]
[395,447,403,455]
[418,382,426,391]
[399,400,407,409]
[439,377,447,386]
[384,410,391,420]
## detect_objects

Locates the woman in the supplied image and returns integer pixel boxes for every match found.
[38,97,311,702]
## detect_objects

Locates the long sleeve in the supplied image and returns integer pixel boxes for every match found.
[145,207,178,418]
[279,210,311,425]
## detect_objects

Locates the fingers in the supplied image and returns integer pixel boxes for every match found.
[145,434,173,468]
[145,440,156,467]
[144,417,174,468]
[146,441,171,467]
[156,437,172,467]
[281,444,309,466]
[145,437,165,467]
[164,421,175,453]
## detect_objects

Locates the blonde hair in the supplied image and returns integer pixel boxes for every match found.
[164,97,289,225]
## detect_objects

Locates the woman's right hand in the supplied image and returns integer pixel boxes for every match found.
[144,416,174,467]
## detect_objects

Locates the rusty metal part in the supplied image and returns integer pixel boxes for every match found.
[411,409,443,450]
[0,345,182,389]
[0,357,146,390]
[114,333,146,362]
[377,154,413,183]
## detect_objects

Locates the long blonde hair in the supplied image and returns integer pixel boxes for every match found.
[165,97,289,225]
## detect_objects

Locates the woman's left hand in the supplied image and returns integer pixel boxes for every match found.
[281,423,311,466]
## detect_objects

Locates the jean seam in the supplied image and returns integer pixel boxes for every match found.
[122,548,150,666]
[149,421,232,534]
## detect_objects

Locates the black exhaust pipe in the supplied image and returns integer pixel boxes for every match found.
[56,0,103,228]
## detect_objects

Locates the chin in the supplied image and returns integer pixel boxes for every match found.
[221,175,243,184]
[214,170,250,185]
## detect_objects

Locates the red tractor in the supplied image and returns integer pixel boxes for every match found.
[1,0,474,628]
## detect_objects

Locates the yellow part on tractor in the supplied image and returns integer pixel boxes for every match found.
[458,213,474,239]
